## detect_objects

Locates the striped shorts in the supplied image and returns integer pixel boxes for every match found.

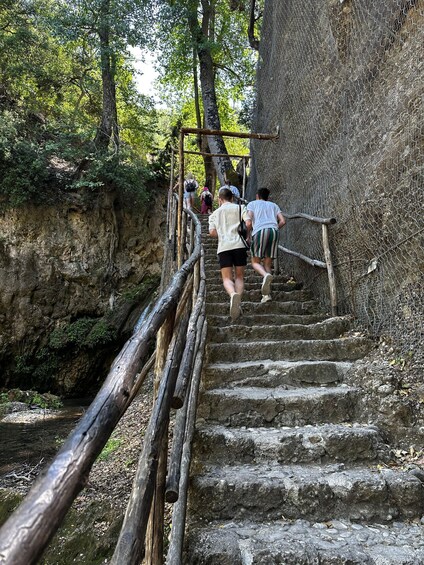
[251,228,279,259]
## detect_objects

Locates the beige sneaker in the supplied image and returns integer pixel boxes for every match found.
[261,273,273,295]
[230,293,242,320]
[261,295,272,303]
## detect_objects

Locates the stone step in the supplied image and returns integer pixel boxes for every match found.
[206,289,309,303]
[207,337,371,364]
[189,463,424,523]
[206,313,326,327]
[203,360,351,390]
[185,519,424,564]
[197,386,357,427]
[205,299,319,317]
[208,317,351,342]
[206,281,303,292]
[194,423,389,465]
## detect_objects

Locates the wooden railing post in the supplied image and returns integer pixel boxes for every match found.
[177,131,185,268]
[145,309,175,565]
[322,223,337,317]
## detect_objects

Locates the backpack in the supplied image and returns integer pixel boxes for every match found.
[185,180,197,192]
[204,193,212,206]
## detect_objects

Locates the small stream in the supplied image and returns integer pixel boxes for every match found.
[0,401,90,476]
[0,300,154,478]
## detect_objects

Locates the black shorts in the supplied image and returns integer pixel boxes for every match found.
[218,248,247,269]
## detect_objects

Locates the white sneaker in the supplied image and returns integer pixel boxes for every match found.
[261,295,272,303]
[261,273,273,296]
[230,293,242,320]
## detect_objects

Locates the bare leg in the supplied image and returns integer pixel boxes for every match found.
[221,267,236,296]
[234,265,245,295]
[263,257,273,274]
[251,256,267,277]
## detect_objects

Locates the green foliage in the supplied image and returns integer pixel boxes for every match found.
[0,0,161,207]
[0,111,53,205]
[85,321,118,349]
[0,392,9,404]
[156,1,257,104]
[97,436,122,461]
[0,388,62,409]
[49,318,97,350]
[74,150,155,202]
[48,317,118,350]
[122,275,160,302]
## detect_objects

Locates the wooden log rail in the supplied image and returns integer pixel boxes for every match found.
[0,200,207,565]
[278,215,338,317]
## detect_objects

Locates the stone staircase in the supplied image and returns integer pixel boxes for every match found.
[184,216,424,564]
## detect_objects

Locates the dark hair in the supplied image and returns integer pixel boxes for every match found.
[218,187,233,201]
[257,187,270,200]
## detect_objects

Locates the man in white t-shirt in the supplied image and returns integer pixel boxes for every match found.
[209,188,250,320]
[245,188,286,303]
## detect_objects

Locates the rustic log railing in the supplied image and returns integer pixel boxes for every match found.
[278,212,338,317]
[0,197,207,565]
[238,197,338,316]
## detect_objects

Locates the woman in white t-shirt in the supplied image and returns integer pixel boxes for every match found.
[209,188,250,320]
[246,188,286,303]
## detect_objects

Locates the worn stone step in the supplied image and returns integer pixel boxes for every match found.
[206,313,326,327]
[185,519,424,564]
[205,277,301,291]
[203,360,351,389]
[206,281,303,292]
[197,386,357,427]
[205,299,319,317]
[206,288,309,303]
[194,423,389,465]
[209,317,351,342]
[207,337,371,364]
[189,463,424,523]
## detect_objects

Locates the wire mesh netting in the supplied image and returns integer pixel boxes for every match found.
[251,0,423,358]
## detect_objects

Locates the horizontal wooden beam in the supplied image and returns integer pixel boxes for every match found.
[283,212,337,225]
[183,150,250,159]
[181,127,279,141]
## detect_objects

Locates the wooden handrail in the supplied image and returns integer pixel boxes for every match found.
[238,196,338,315]
[0,206,204,565]
[166,255,206,504]
[166,317,208,564]
[282,212,336,225]
[111,309,191,565]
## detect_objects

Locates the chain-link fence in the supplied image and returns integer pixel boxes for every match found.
[251,0,423,357]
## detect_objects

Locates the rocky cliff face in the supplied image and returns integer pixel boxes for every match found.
[0,189,164,395]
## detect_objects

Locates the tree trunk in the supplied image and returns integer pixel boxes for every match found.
[94,0,119,152]
[188,1,233,186]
